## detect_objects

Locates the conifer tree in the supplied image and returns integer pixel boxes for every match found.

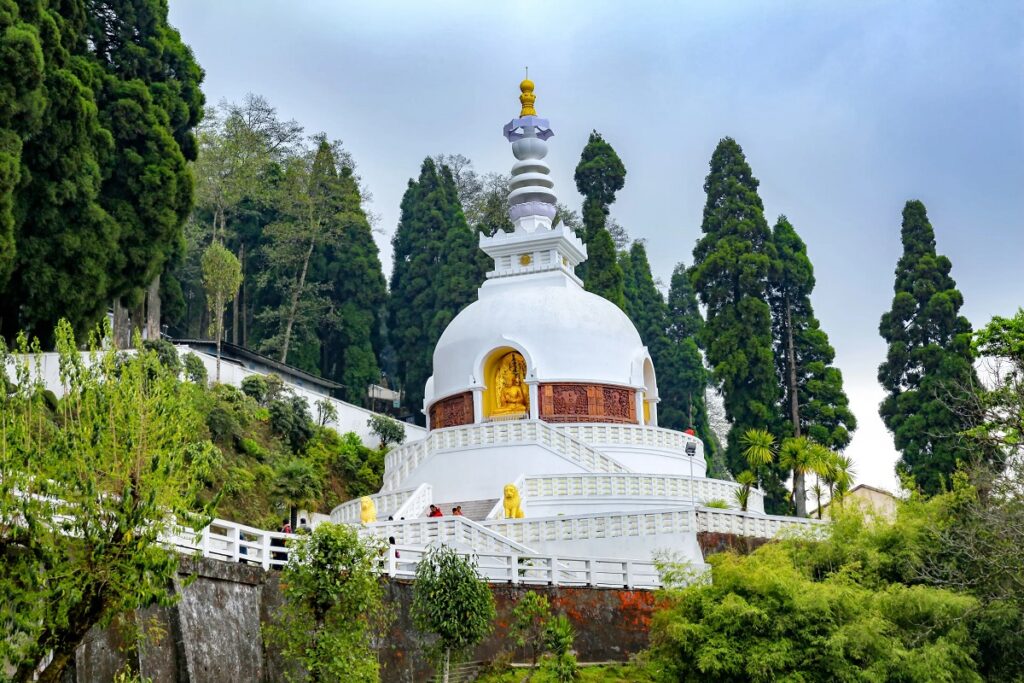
[0,0,203,342]
[317,164,387,403]
[389,159,479,422]
[768,216,856,515]
[622,241,667,346]
[658,263,719,472]
[574,131,626,305]
[878,200,979,494]
[690,138,784,507]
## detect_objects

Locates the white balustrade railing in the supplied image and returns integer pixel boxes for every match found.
[695,507,825,539]
[483,508,698,546]
[521,473,765,514]
[329,485,424,524]
[382,421,628,491]
[365,515,536,555]
[382,545,663,589]
[560,423,703,455]
[390,483,433,520]
[168,518,294,570]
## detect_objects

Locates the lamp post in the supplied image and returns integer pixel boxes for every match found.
[684,440,696,505]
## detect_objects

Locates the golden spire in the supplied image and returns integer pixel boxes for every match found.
[519,67,536,117]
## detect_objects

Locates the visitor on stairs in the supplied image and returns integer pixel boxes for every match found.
[389,536,400,559]
[453,506,464,516]
[428,505,443,517]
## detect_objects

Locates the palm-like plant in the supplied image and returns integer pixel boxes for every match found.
[740,428,777,468]
[829,454,856,508]
[734,470,758,512]
[779,436,827,517]
[734,429,777,513]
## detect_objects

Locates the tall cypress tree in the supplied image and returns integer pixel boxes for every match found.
[658,263,720,474]
[574,131,626,306]
[317,163,387,404]
[878,200,979,494]
[622,241,667,347]
[389,159,479,422]
[0,0,203,342]
[769,215,856,515]
[690,138,784,508]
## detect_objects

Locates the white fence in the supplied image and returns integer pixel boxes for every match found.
[484,508,698,546]
[560,423,703,456]
[383,545,663,589]
[696,507,825,538]
[168,518,294,570]
[365,515,537,555]
[382,420,628,491]
[520,472,764,513]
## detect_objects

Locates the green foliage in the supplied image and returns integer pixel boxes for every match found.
[657,263,719,470]
[202,241,243,380]
[389,158,480,421]
[0,321,215,681]
[368,413,406,449]
[649,507,984,682]
[769,216,856,454]
[621,242,667,351]
[241,374,269,403]
[585,229,626,308]
[269,394,314,452]
[315,398,338,427]
[269,522,386,683]
[182,352,207,385]
[272,457,322,527]
[0,0,203,342]
[540,615,579,683]
[412,545,497,677]
[690,138,785,510]
[703,499,730,509]
[963,309,1024,463]
[510,591,552,667]
[143,339,181,373]
[574,131,626,298]
[878,201,980,495]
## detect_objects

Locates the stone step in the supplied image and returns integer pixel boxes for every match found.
[425,499,500,521]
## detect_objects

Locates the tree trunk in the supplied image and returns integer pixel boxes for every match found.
[280,237,316,365]
[113,298,131,349]
[239,242,247,347]
[443,647,450,683]
[784,295,807,517]
[215,294,223,383]
[146,274,161,340]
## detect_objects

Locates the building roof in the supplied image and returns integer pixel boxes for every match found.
[173,339,345,395]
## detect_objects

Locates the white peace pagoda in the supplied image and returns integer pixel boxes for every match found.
[332,80,812,585]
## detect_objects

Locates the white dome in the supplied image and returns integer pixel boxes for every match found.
[428,272,651,403]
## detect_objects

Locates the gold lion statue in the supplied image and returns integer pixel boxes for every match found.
[503,484,524,519]
[359,496,377,524]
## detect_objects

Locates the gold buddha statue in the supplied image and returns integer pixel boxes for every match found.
[492,352,528,416]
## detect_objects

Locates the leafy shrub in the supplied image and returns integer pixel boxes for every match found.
[367,413,406,449]
[239,437,268,461]
[264,373,286,403]
[307,430,384,498]
[182,352,207,385]
[541,614,579,682]
[241,374,268,404]
[223,466,256,497]
[269,395,314,453]
[510,592,551,667]
[315,398,338,427]
[206,402,241,443]
[143,339,180,373]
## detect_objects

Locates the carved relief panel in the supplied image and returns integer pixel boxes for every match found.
[538,383,637,424]
[429,392,474,430]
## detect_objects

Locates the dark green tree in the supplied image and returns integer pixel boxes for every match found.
[878,200,979,495]
[0,0,204,342]
[768,216,856,515]
[659,263,720,473]
[622,241,666,346]
[389,159,479,422]
[574,131,626,305]
[690,138,784,508]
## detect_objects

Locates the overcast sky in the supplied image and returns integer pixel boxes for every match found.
[168,0,1023,492]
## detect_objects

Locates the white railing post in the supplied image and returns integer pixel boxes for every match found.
[549,556,559,585]
[509,552,519,584]
[261,532,271,570]
[586,559,595,586]
[624,560,634,588]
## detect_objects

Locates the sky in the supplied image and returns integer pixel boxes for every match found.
[168,0,1024,492]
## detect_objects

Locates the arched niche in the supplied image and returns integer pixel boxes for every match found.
[482,348,530,421]
[642,356,658,426]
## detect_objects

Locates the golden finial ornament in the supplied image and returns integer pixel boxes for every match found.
[519,67,537,117]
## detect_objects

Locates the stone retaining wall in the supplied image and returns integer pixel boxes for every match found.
[66,558,656,683]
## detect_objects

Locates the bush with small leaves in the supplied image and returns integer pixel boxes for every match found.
[143,339,180,373]
[270,395,315,453]
[368,413,406,449]
[182,352,208,385]
[510,591,552,667]
[241,374,269,404]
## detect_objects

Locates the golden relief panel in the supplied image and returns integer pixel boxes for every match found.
[484,350,529,419]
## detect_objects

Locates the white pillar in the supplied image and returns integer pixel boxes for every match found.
[527,382,539,420]
[472,387,484,423]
